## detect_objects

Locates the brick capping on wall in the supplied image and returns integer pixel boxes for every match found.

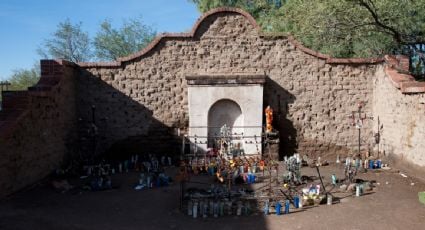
[384,55,425,94]
[77,7,384,68]
[0,60,76,139]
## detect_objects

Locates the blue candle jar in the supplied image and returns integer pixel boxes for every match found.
[284,200,290,214]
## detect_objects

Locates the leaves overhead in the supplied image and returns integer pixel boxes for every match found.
[93,18,156,61]
[190,0,425,58]
[283,0,425,58]
[189,0,284,30]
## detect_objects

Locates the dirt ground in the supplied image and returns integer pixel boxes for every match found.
[1,163,425,230]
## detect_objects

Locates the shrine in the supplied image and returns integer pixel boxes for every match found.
[187,74,265,157]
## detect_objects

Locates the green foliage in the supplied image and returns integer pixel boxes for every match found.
[282,0,425,58]
[8,66,40,91]
[189,0,284,30]
[190,0,425,79]
[38,19,92,62]
[0,65,40,101]
[38,17,156,62]
[0,65,39,102]
[93,18,156,61]
[190,0,425,56]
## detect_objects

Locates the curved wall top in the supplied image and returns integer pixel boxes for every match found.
[78,7,383,68]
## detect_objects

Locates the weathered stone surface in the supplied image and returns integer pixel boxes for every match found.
[0,61,78,197]
[1,8,424,199]
[373,66,425,167]
[78,10,378,158]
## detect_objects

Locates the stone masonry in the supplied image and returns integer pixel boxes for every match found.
[373,63,425,178]
[0,60,78,197]
[0,8,424,198]
[77,8,381,159]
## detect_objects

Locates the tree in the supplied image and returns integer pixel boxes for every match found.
[282,1,425,56]
[282,0,425,78]
[190,0,425,79]
[189,0,284,30]
[93,17,156,61]
[0,64,40,102]
[8,66,40,91]
[38,19,92,62]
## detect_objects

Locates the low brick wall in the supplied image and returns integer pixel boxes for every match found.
[0,60,78,198]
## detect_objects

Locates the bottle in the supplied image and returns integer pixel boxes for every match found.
[263,200,269,215]
[275,202,282,215]
[284,200,290,214]
[188,200,193,216]
[226,201,233,215]
[236,201,242,216]
[293,195,300,209]
[213,201,219,218]
[146,176,151,188]
[203,202,208,218]
[209,200,214,215]
[193,202,198,218]
[219,201,224,216]
[331,174,337,185]
[298,195,303,208]
[327,194,333,205]
[369,160,374,169]
[356,184,361,197]
[244,201,251,216]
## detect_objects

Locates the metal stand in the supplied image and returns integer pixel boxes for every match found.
[349,102,373,157]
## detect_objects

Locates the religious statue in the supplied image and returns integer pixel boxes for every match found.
[265,105,273,133]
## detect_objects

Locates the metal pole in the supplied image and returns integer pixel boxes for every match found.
[377,117,380,158]
[91,105,96,158]
[181,135,185,158]
[315,166,327,195]
[357,106,361,157]
[91,105,96,125]
[358,128,361,157]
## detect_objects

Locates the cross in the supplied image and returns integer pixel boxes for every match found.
[348,102,373,157]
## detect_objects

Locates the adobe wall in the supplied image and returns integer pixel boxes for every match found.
[1,8,424,199]
[373,63,425,178]
[0,60,78,198]
[78,9,381,158]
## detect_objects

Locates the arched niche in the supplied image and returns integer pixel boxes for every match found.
[207,99,244,150]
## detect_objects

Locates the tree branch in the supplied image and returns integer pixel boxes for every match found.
[354,0,404,44]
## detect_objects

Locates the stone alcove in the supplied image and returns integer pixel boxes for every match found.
[207,99,244,150]
[186,74,265,155]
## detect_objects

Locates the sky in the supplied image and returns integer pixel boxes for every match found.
[0,0,200,80]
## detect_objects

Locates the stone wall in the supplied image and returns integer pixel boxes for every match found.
[0,60,78,197]
[2,8,425,199]
[373,64,425,176]
[78,8,381,159]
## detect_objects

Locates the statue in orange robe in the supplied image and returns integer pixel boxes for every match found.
[265,106,273,133]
